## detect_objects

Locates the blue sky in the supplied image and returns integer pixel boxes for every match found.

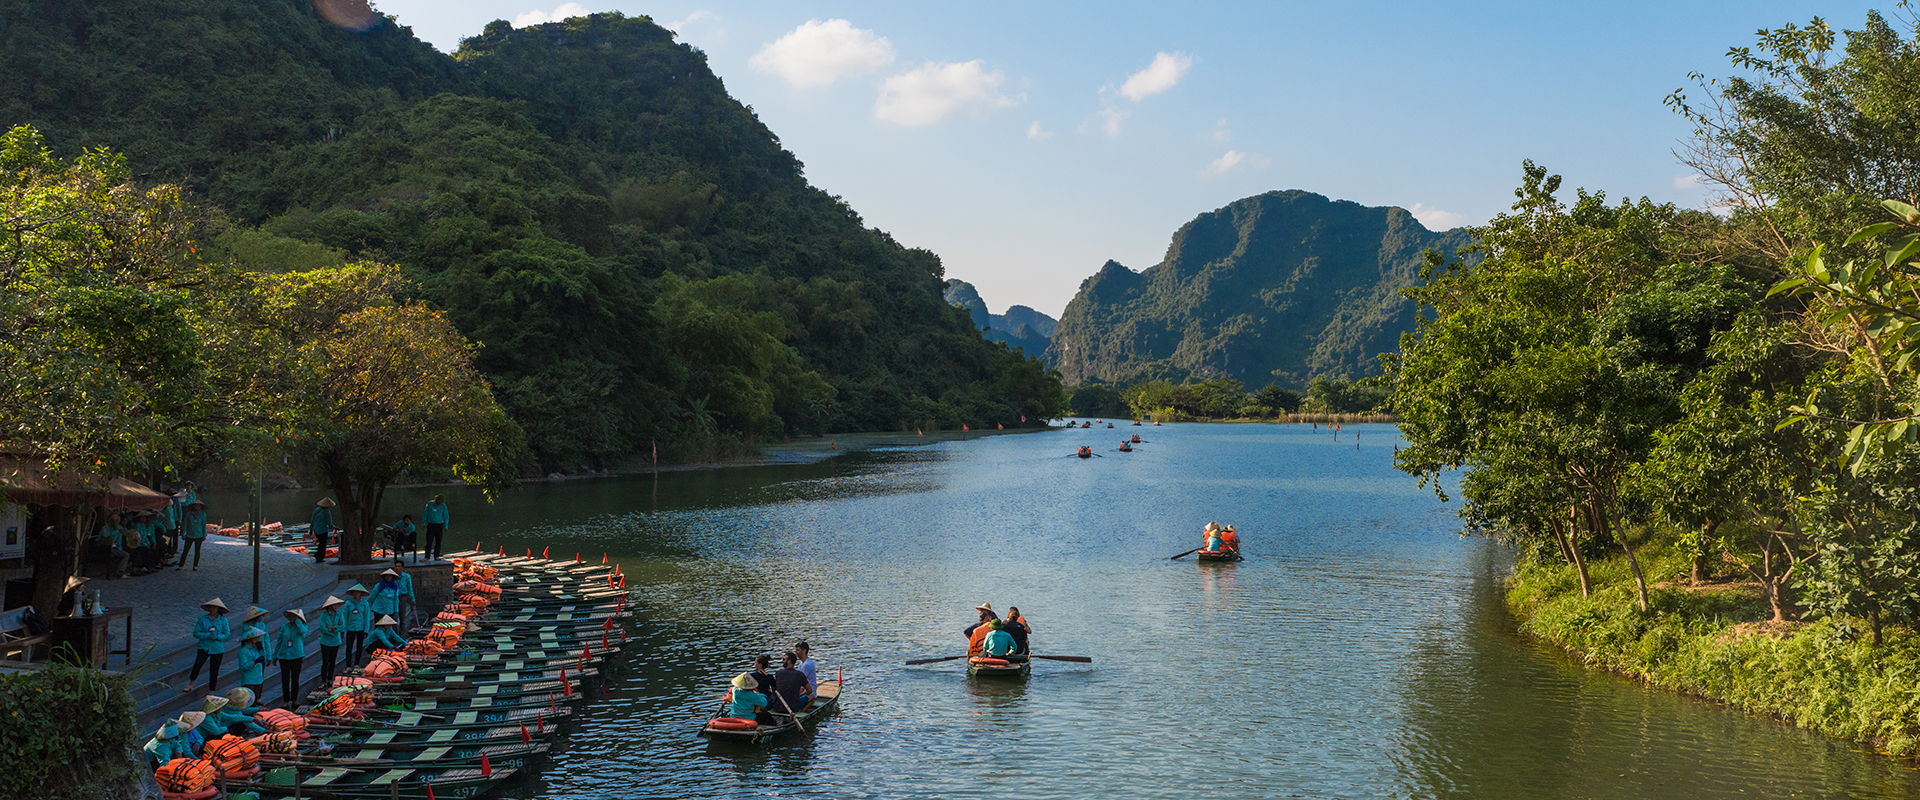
[375,0,1888,317]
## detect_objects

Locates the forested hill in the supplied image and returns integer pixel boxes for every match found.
[0,2,1061,471]
[1047,190,1471,386]
[942,279,1054,358]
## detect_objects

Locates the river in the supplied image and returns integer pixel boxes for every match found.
[229,423,1920,798]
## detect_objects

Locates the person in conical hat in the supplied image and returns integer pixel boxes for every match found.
[241,606,267,625]
[173,712,209,755]
[725,671,768,722]
[341,584,372,661]
[233,627,270,718]
[184,597,232,694]
[208,691,264,736]
[143,721,188,767]
[368,614,406,652]
[273,609,309,707]
[192,697,230,740]
[310,497,336,564]
[315,596,346,687]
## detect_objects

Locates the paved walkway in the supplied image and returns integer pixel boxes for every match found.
[95,536,347,659]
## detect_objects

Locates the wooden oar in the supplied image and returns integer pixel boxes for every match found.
[904,655,966,665]
[1030,655,1092,663]
[774,688,808,733]
[1168,547,1200,560]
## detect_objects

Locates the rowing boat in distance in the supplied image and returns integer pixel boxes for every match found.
[700,681,843,744]
[966,656,1030,678]
[1195,550,1242,562]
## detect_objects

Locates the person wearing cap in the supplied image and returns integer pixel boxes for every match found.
[422,495,449,561]
[142,722,190,768]
[963,603,999,657]
[177,499,208,571]
[793,641,818,696]
[726,672,769,721]
[184,598,230,694]
[314,596,345,686]
[273,609,308,706]
[310,498,336,564]
[341,584,371,658]
[213,689,266,736]
[368,615,406,652]
[236,626,270,700]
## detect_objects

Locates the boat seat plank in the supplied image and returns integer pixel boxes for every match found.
[428,728,458,742]
[367,731,397,745]
[369,769,414,785]
[418,746,451,761]
[309,768,351,786]
[414,699,438,710]
[454,711,478,725]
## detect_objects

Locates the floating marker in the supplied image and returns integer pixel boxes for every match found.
[575,553,581,563]
[601,553,608,564]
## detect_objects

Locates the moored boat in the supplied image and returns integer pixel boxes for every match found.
[234,763,514,799]
[700,680,843,743]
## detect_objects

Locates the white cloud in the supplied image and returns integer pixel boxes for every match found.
[874,60,1020,126]
[1027,121,1053,140]
[1198,150,1246,179]
[514,2,589,27]
[751,19,895,88]
[1099,107,1128,135]
[665,10,712,33]
[1673,173,1703,190]
[1211,118,1231,143]
[1121,51,1194,101]
[1410,203,1468,230]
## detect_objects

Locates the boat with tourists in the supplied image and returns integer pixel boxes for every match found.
[701,680,844,744]
[966,656,1031,678]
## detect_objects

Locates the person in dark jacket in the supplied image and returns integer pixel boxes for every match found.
[1002,606,1031,656]
[749,654,778,724]
[771,651,812,717]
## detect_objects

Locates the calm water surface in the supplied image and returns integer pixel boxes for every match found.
[233,424,1920,798]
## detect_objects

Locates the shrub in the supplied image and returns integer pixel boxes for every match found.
[0,659,144,800]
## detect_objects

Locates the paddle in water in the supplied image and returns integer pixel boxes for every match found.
[774,686,808,732]
[904,655,967,665]
[1029,655,1093,663]
[1168,547,1201,560]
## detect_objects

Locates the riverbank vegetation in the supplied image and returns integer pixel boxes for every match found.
[1389,12,1920,751]
[1064,375,1386,421]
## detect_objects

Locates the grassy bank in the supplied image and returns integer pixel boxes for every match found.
[1508,539,1920,756]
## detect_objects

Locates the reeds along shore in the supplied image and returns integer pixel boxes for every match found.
[1279,413,1397,424]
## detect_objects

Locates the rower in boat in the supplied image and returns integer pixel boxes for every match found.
[772,651,812,713]
[963,603,999,656]
[1220,524,1241,556]
[1131,434,1141,443]
[1077,446,1093,459]
[1119,441,1132,452]
[368,614,406,653]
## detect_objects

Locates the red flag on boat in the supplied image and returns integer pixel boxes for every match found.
[549,693,557,713]
[575,553,581,563]
[525,548,531,557]
[602,553,608,564]
[602,632,609,650]
[560,670,572,696]
[962,424,969,431]
[520,723,531,743]
[542,546,549,559]
[619,575,626,589]
[997,423,1003,430]
[481,753,492,777]
[426,780,436,800]
[498,545,505,555]
[603,617,614,630]
[538,712,547,732]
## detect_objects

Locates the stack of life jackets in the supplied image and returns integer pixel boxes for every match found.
[155,758,218,799]
[203,735,261,778]
[253,708,309,738]
[248,731,300,755]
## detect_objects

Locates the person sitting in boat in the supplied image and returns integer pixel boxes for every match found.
[726,672,769,722]
[981,620,1017,659]
[963,603,999,656]
[794,641,818,697]
[749,655,778,712]
[368,614,407,653]
[772,651,812,714]
[1220,524,1241,555]
[1201,521,1223,553]
[1003,606,1031,655]
[142,721,191,768]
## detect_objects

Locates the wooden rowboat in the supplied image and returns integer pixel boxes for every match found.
[264,740,548,770]
[1195,550,1243,562]
[966,656,1030,678]
[307,705,573,731]
[700,681,842,743]
[234,763,513,799]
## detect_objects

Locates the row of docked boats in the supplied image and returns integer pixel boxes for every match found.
[212,551,634,799]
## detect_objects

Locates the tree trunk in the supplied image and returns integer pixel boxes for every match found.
[1692,520,1718,585]
[1564,505,1591,597]
[1597,500,1649,612]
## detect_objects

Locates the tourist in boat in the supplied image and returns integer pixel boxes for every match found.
[309,497,335,564]
[981,620,1017,659]
[273,609,308,706]
[963,603,999,656]
[314,595,346,687]
[177,499,208,571]
[368,614,406,653]
[772,651,812,713]
[235,626,269,701]
[1003,606,1031,655]
[1201,521,1223,553]
[726,672,769,722]
[422,494,449,561]
[182,597,229,694]
[748,654,778,717]
[794,641,818,696]
[1220,524,1241,555]
[341,584,372,659]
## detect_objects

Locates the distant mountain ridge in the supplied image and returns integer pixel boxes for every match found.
[943,279,1055,358]
[1047,190,1472,386]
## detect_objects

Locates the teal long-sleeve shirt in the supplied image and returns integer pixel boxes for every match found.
[368,626,406,651]
[342,597,371,633]
[370,581,401,615]
[143,733,193,766]
[272,620,307,660]
[314,606,344,647]
[422,501,449,525]
[983,629,1017,657]
[210,705,264,736]
[192,612,230,655]
[310,506,333,537]
[181,508,207,540]
[236,642,270,685]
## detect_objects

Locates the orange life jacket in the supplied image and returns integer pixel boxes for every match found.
[967,623,994,657]
[1220,529,1240,550]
